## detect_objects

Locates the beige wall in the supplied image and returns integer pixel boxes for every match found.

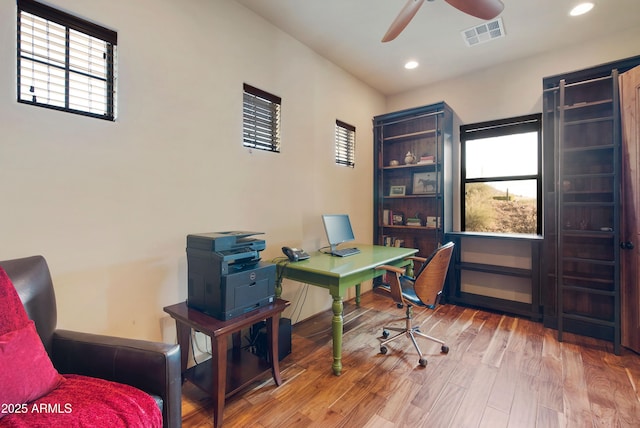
[0,0,384,341]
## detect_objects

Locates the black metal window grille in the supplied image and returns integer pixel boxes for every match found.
[17,0,117,120]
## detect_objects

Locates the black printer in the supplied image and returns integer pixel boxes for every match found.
[186,231,276,320]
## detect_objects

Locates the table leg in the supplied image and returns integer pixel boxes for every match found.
[211,336,227,428]
[331,294,343,376]
[266,314,282,386]
[275,263,283,299]
[355,283,361,307]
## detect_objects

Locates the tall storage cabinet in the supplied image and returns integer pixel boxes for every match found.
[542,60,640,353]
[373,102,453,258]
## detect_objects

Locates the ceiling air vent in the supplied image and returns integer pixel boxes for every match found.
[461,17,505,47]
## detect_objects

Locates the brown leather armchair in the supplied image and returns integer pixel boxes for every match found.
[0,255,182,428]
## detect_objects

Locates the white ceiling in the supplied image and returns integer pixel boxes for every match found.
[234,0,640,95]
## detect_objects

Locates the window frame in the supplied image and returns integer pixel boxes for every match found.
[460,113,543,235]
[242,83,281,153]
[16,0,117,120]
[335,119,355,167]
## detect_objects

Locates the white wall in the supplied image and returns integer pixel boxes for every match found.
[388,26,640,123]
[0,0,385,341]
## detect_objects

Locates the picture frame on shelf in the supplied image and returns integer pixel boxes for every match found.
[412,171,438,194]
[389,185,406,197]
[392,212,404,226]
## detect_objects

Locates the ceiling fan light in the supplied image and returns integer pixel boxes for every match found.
[404,61,419,70]
[570,2,594,16]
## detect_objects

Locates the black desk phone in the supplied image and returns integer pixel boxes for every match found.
[282,246,310,262]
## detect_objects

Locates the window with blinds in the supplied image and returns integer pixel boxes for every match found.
[243,84,281,152]
[335,120,355,167]
[17,0,117,120]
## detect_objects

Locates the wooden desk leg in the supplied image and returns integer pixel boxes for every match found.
[266,314,282,386]
[331,294,343,376]
[355,283,361,307]
[175,321,191,374]
[211,335,227,428]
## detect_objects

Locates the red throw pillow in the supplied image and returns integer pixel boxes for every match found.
[0,321,63,418]
[0,267,30,335]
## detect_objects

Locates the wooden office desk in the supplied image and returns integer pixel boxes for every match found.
[163,299,289,428]
[275,244,417,376]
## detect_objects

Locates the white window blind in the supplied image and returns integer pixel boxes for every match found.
[17,0,117,120]
[335,120,355,167]
[243,83,281,152]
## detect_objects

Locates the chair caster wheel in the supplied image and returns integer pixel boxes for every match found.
[419,358,428,367]
[380,346,388,355]
[441,345,449,354]
[382,330,389,339]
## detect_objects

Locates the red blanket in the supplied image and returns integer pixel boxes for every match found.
[0,374,162,427]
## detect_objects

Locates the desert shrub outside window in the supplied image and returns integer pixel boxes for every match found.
[461,114,542,234]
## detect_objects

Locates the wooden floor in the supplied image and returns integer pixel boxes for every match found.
[181,290,640,427]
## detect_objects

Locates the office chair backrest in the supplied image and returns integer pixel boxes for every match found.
[413,242,454,308]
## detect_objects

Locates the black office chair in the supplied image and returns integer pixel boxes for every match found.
[374,242,455,367]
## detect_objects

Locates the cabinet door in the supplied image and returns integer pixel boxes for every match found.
[620,65,640,353]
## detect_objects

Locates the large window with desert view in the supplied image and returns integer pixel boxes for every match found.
[461,114,542,235]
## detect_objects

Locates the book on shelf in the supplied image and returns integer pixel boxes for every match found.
[417,155,435,165]
[382,210,403,226]
[426,216,440,229]
[383,209,390,225]
[405,217,422,227]
[382,236,404,247]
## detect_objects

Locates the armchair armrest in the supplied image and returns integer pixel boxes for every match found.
[51,330,182,428]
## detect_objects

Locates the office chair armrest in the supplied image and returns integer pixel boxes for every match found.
[405,256,427,274]
[375,265,405,305]
[375,264,405,275]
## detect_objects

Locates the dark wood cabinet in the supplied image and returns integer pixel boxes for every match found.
[446,232,543,320]
[373,102,453,258]
[543,56,640,353]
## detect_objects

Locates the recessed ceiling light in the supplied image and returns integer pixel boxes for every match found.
[570,2,594,16]
[404,60,419,70]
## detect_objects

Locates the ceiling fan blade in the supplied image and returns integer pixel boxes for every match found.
[444,0,504,20]
[382,0,425,43]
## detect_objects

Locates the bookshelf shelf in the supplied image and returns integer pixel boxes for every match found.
[373,102,453,258]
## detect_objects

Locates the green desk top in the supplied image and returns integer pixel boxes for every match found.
[278,244,418,292]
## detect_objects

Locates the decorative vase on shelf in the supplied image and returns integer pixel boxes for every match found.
[404,151,415,165]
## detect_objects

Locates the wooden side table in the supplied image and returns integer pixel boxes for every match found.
[163,299,290,428]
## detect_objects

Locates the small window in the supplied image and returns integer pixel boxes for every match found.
[335,120,355,167]
[17,0,117,120]
[243,83,281,152]
[461,114,542,234]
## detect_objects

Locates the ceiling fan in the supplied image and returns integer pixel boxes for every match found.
[382,0,505,42]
